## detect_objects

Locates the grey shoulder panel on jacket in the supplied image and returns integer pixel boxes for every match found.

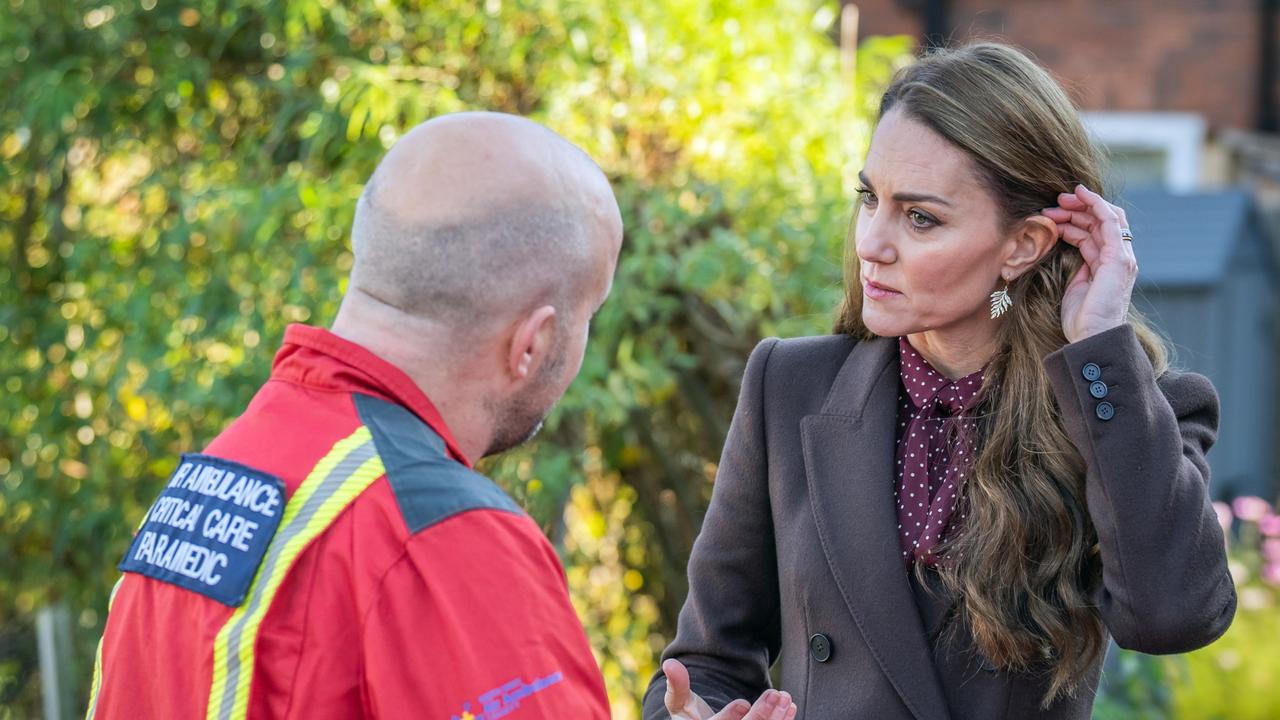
[353,393,521,534]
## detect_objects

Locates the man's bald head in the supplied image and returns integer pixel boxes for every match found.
[348,112,621,334]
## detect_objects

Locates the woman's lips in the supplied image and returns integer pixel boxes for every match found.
[863,279,903,301]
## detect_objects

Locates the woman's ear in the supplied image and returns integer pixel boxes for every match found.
[1003,214,1059,281]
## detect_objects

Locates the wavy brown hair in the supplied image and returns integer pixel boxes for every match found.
[834,43,1170,705]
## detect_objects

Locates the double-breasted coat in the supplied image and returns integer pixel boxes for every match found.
[642,325,1236,719]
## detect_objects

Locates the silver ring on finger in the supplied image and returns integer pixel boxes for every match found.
[1119,227,1134,242]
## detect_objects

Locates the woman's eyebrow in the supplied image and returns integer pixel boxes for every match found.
[893,191,952,207]
[858,170,953,207]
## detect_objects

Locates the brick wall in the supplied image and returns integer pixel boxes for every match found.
[844,0,1267,131]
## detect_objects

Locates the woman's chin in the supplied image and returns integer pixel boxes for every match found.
[861,308,908,338]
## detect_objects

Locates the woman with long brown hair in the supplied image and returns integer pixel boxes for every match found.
[642,43,1235,720]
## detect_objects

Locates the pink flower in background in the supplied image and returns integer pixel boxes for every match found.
[1232,496,1272,523]
[1264,562,1280,587]
[1264,538,1280,562]
[1260,513,1280,538]
[1214,501,1233,533]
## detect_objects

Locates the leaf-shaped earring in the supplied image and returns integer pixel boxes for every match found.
[990,285,1013,319]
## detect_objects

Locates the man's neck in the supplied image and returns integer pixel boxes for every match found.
[331,300,495,463]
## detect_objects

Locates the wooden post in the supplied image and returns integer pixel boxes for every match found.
[841,3,862,197]
[841,3,860,87]
[36,604,76,720]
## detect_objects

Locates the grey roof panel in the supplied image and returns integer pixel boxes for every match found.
[1117,189,1252,287]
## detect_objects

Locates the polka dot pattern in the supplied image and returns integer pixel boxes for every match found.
[895,337,984,567]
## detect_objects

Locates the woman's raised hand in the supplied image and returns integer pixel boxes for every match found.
[1041,184,1138,343]
[662,659,798,720]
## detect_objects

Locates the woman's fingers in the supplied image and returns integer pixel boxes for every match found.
[714,700,752,720]
[663,659,701,718]
[1113,205,1138,264]
[736,690,796,720]
[1054,222,1103,268]
[1041,206,1095,230]
[1051,185,1134,267]
[1056,191,1088,209]
[709,689,797,720]
[1073,185,1125,243]
[1073,184,1113,212]
[707,689,797,720]
[1067,256,1092,290]
[664,659,798,720]
[1076,185,1138,277]
[1055,222,1092,248]
[1054,184,1139,341]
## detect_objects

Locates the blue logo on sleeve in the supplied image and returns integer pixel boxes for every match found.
[118,454,286,606]
[450,672,564,719]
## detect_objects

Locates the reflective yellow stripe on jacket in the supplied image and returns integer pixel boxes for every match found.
[206,426,385,720]
[84,576,124,720]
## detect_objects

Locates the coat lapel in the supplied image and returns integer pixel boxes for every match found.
[801,337,952,720]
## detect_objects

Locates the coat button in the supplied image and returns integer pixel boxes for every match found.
[1096,401,1115,421]
[1082,363,1102,381]
[809,633,832,663]
[1089,381,1108,399]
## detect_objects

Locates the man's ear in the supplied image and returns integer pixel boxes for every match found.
[506,305,557,380]
[1003,214,1059,281]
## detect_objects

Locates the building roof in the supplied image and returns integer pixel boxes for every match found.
[1120,188,1272,288]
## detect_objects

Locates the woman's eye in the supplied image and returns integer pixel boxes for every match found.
[908,209,935,228]
[857,189,878,208]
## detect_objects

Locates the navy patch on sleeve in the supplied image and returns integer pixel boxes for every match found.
[118,454,286,606]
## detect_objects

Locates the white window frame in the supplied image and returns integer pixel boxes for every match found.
[1081,112,1207,193]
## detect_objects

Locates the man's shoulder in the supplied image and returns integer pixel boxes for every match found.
[352,393,521,535]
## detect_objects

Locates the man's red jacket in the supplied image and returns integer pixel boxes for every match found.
[86,325,610,719]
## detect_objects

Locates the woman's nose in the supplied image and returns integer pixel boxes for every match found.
[855,213,896,265]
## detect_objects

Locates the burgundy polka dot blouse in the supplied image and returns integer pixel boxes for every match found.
[895,337,985,567]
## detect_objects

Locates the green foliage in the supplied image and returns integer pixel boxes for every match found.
[1166,592,1280,720]
[1093,649,1177,720]
[0,0,911,714]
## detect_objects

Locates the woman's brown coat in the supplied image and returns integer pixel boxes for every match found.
[642,325,1235,719]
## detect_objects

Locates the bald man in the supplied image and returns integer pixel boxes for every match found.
[86,113,619,719]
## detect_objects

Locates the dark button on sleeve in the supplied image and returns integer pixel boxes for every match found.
[1095,401,1115,421]
[1082,362,1102,382]
[1089,381,1109,399]
[809,633,833,663]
